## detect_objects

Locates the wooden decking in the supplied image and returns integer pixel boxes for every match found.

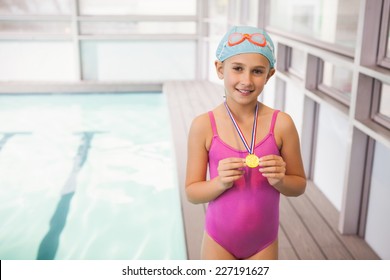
[164,81,380,260]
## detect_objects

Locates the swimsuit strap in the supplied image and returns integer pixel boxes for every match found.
[208,111,218,137]
[209,109,279,136]
[269,110,280,134]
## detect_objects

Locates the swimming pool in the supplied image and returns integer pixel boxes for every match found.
[0,93,186,260]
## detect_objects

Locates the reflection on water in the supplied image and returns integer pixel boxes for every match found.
[0,93,186,260]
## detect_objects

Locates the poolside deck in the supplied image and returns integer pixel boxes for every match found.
[164,81,380,260]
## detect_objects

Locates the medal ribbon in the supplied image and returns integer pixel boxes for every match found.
[224,101,259,154]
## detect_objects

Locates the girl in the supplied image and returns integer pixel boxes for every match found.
[185,26,306,260]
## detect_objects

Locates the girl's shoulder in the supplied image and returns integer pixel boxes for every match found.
[189,110,218,151]
[258,104,292,123]
[273,110,296,131]
[272,110,299,149]
[259,103,295,129]
[257,105,296,148]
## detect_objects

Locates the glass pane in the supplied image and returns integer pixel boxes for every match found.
[269,0,360,49]
[80,21,196,35]
[313,103,349,211]
[321,61,352,98]
[387,27,390,58]
[0,0,71,15]
[262,75,277,108]
[285,82,304,137]
[209,22,228,39]
[230,0,241,25]
[379,83,390,118]
[209,0,228,20]
[79,0,196,15]
[0,21,71,35]
[289,48,305,78]
[208,40,221,83]
[365,141,390,259]
[208,0,228,37]
[0,41,75,81]
[247,0,259,26]
[81,41,195,82]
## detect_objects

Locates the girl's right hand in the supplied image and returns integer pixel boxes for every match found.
[217,157,246,190]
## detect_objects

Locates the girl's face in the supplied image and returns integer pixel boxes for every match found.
[215,53,275,105]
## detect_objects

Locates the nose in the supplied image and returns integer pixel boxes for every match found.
[240,70,253,87]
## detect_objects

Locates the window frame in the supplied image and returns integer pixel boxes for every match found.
[286,46,305,80]
[371,80,390,130]
[276,43,306,80]
[0,0,201,81]
[317,59,351,107]
[265,0,360,58]
[377,0,390,69]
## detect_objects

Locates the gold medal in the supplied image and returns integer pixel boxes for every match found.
[225,101,260,169]
[245,154,259,168]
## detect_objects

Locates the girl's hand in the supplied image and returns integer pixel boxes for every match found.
[259,155,286,187]
[217,157,246,190]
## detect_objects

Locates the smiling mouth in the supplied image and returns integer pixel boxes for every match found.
[236,89,254,94]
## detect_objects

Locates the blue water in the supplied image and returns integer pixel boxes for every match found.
[0,93,186,260]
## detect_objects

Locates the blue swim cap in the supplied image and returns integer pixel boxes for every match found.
[216,26,276,68]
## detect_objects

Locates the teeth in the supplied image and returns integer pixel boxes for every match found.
[238,89,251,94]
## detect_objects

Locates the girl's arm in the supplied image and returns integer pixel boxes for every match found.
[185,113,245,204]
[259,113,306,196]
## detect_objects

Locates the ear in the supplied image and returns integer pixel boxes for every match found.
[215,60,224,80]
[266,68,276,84]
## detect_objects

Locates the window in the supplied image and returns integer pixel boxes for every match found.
[246,0,260,26]
[0,0,71,15]
[387,32,390,59]
[276,44,305,79]
[372,82,390,129]
[0,21,71,35]
[78,0,197,16]
[379,84,390,118]
[0,41,75,81]
[365,141,390,259]
[208,0,228,37]
[377,0,390,68]
[79,21,196,35]
[312,102,349,211]
[207,0,229,82]
[318,60,353,106]
[261,0,390,252]
[269,0,360,53]
[288,47,305,79]
[81,41,196,82]
[284,81,305,137]
[0,1,71,37]
[0,0,198,82]
[306,54,352,107]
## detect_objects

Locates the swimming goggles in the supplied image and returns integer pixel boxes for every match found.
[227,32,267,47]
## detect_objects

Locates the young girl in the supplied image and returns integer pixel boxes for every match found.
[185,26,306,260]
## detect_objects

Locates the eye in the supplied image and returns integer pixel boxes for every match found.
[253,69,264,75]
[232,66,243,72]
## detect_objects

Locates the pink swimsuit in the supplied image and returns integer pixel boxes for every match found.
[206,110,281,259]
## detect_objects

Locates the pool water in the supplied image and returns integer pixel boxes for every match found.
[0,93,186,260]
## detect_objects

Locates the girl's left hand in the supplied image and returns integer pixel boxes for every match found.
[258,155,286,187]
